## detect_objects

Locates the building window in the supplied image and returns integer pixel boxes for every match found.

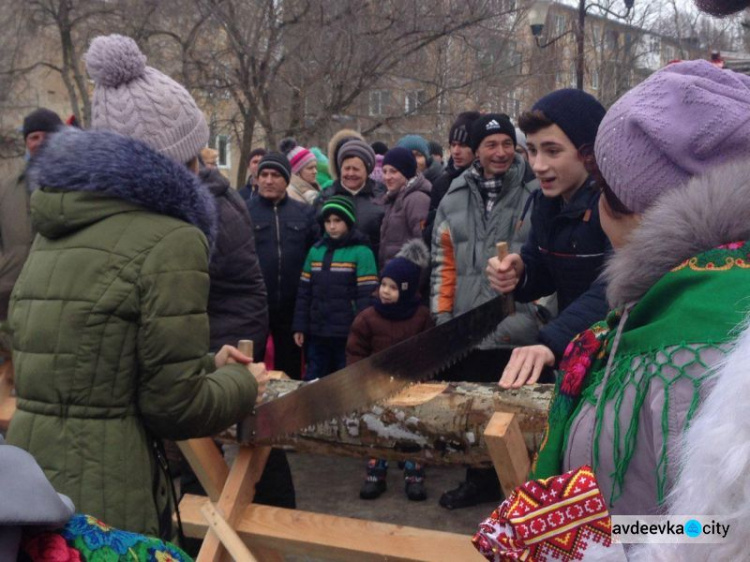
[552,14,566,36]
[211,134,231,169]
[591,69,600,90]
[605,30,619,51]
[405,89,426,114]
[591,25,601,47]
[369,90,389,117]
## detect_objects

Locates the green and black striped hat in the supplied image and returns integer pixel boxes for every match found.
[320,195,357,228]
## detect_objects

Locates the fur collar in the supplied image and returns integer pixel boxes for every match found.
[605,161,750,308]
[29,128,216,246]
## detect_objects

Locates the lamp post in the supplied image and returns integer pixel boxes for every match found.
[529,0,634,91]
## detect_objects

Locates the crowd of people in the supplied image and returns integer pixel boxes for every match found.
[3,1,750,556]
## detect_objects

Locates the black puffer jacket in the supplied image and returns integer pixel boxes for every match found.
[514,181,611,359]
[317,179,385,257]
[423,158,444,187]
[247,194,318,314]
[202,169,269,357]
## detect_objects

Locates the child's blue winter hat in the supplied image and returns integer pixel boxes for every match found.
[380,239,429,302]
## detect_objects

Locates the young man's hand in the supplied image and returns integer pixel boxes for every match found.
[293,332,305,347]
[498,345,554,389]
[487,253,525,294]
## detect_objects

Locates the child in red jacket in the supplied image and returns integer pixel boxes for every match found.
[346,239,433,500]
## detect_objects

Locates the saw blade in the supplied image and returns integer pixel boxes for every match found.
[239,294,510,444]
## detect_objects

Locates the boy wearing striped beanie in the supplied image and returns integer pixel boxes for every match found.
[292,195,378,380]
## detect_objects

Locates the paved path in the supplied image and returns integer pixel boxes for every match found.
[284,451,499,561]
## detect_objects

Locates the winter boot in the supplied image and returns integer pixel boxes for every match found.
[360,458,388,500]
[404,460,426,501]
[439,468,504,510]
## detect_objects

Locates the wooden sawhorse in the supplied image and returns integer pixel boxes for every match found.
[177,410,530,562]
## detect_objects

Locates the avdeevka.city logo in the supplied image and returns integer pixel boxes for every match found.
[611,516,731,543]
[684,519,702,538]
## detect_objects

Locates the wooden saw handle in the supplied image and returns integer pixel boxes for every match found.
[238,339,254,359]
[495,242,516,315]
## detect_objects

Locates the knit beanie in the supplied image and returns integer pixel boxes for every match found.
[288,146,317,175]
[22,108,63,139]
[470,114,516,152]
[337,139,376,176]
[371,141,389,155]
[379,239,430,305]
[428,140,443,158]
[382,146,417,180]
[320,194,357,228]
[449,111,481,146]
[595,60,750,214]
[85,34,209,164]
[531,89,606,149]
[515,128,527,151]
[396,134,430,162]
[310,146,333,189]
[257,152,292,184]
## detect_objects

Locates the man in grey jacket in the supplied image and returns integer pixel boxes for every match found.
[431,113,540,509]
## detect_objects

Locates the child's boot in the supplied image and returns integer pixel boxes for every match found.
[404,460,427,501]
[360,458,388,499]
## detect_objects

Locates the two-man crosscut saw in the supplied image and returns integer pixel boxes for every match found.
[238,242,514,444]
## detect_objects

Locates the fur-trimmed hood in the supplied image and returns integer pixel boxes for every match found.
[327,128,364,180]
[605,161,750,308]
[29,128,216,246]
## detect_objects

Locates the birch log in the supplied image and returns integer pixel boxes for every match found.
[220,380,553,468]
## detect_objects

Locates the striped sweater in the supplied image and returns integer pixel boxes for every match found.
[292,230,378,338]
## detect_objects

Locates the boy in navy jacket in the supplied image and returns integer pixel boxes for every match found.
[487,89,611,388]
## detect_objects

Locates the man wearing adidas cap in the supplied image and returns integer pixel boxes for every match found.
[431,113,540,509]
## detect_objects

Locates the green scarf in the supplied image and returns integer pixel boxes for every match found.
[531,242,750,504]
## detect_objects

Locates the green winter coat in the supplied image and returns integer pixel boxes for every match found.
[6,129,258,536]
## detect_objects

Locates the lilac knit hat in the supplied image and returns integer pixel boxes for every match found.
[85,34,209,164]
[595,60,750,214]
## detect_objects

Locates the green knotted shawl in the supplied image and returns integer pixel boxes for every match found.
[531,242,750,506]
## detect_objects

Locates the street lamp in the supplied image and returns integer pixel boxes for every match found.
[530,0,634,91]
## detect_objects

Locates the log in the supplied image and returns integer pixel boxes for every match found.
[221,380,553,468]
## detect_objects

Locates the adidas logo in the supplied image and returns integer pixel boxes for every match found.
[486,119,501,130]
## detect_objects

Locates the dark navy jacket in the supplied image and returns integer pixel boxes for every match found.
[514,181,610,360]
[247,194,318,314]
[201,168,268,358]
[292,230,378,338]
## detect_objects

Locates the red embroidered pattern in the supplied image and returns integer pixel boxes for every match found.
[472,466,614,561]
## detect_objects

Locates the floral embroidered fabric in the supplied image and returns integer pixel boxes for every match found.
[21,514,191,562]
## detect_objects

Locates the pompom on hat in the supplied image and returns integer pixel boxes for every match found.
[85,34,209,164]
[595,60,750,214]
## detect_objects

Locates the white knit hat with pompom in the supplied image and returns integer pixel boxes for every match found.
[85,34,208,164]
